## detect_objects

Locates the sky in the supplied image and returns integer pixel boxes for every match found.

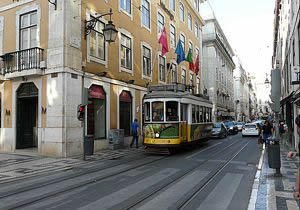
[205,0,275,102]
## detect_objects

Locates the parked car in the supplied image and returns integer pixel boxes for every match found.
[236,122,245,131]
[211,122,228,138]
[224,121,238,135]
[242,123,260,137]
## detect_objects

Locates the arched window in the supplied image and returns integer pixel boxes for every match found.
[179,3,184,22]
[119,90,132,136]
[87,85,106,139]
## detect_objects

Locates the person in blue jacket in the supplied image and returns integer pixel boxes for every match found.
[130,119,139,148]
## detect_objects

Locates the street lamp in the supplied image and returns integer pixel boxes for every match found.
[85,8,118,42]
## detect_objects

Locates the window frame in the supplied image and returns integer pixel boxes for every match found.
[188,13,192,31]
[171,62,177,83]
[19,10,38,50]
[180,33,186,52]
[119,31,134,74]
[141,42,152,79]
[170,23,176,49]
[141,0,151,30]
[181,67,186,85]
[120,0,132,18]
[157,11,165,34]
[170,0,175,12]
[179,2,184,22]
[158,54,166,82]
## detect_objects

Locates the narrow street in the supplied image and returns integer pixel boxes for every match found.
[0,134,261,210]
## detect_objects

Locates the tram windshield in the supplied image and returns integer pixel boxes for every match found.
[144,102,150,122]
[166,101,178,121]
[152,102,164,121]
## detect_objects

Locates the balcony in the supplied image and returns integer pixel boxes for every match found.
[0,47,45,79]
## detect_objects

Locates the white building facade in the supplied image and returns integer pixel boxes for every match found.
[233,56,250,122]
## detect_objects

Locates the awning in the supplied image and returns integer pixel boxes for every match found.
[280,91,294,105]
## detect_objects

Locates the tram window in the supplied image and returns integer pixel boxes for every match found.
[192,105,196,123]
[180,103,188,121]
[209,108,212,122]
[203,107,207,122]
[152,102,164,121]
[166,101,178,121]
[144,102,150,122]
[200,106,203,122]
[196,106,200,123]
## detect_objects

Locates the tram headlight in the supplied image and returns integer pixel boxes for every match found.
[155,133,160,138]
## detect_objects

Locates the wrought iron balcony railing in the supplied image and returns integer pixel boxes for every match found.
[0,47,44,75]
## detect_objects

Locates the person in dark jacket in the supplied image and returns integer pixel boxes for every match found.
[130,119,139,148]
[262,121,273,144]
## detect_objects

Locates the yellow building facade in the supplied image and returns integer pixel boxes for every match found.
[0,0,205,157]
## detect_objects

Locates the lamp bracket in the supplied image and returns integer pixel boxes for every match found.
[48,0,57,10]
[85,9,113,38]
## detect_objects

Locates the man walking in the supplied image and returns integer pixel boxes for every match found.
[130,119,139,148]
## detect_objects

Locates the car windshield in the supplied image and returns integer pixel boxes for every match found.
[245,124,256,128]
[214,123,221,128]
[224,122,234,127]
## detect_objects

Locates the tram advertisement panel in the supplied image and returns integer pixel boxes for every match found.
[190,123,213,141]
[144,124,179,139]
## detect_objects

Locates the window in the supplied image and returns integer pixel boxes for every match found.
[142,46,151,76]
[196,77,200,94]
[89,19,105,61]
[194,0,200,12]
[180,103,188,121]
[119,91,132,136]
[157,12,164,33]
[159,55,166,81]
[120,34,132,70]
[180,34,185,52]
[181,68,186,84]
[194,22,199,38]
[166,101,178,121]
[20,11,37,50]
[152,102,164,121]
[188,14,192,31]
[196,106,200,123]
[170,24,176,48]
[179,3,184,22]
[190,73,194,86]
[171,63,177,83]
[144,102,150,122]
[188,41,193,52]
[87,85,106,139]
[170,0,175,11]
[200,106,203,122]
[120,0,131,14]
[141,0,150,28]
[192,105,196,123]
[195,48,199,59]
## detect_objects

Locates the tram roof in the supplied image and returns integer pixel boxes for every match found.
[144,90,212,104]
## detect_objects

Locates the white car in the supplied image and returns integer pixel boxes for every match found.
[242,123,260,137]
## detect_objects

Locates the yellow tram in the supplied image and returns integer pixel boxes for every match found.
[143,84,213,152]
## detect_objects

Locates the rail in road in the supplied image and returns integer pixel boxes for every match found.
[0,135,258,210]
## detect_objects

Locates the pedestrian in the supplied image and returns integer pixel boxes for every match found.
[262,121,273,144]
[279,120,285,140]
[287,115,300,200]
[130,119,139,148]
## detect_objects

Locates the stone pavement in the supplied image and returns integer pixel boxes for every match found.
[248,143,300,210]
[0,147,144,184]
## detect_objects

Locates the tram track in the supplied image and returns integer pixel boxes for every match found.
[0,138,243,210]
[121,138,249,210]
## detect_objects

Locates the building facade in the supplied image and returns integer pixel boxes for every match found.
[0,0,205,157]
[273,0,300,151]
[233,56,250,122]
[200,3,235,122]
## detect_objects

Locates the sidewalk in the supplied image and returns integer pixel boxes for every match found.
[248,142,300,210]
[0,147,144,184]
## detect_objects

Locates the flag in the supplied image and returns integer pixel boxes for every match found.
[186,48,194,71]
[158,26,169,56]
[175,39,185,64]
[195,55,200,75]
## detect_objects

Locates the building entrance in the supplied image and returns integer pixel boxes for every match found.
[16,83,38,149]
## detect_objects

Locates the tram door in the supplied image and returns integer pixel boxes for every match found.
[180,104,188,142]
